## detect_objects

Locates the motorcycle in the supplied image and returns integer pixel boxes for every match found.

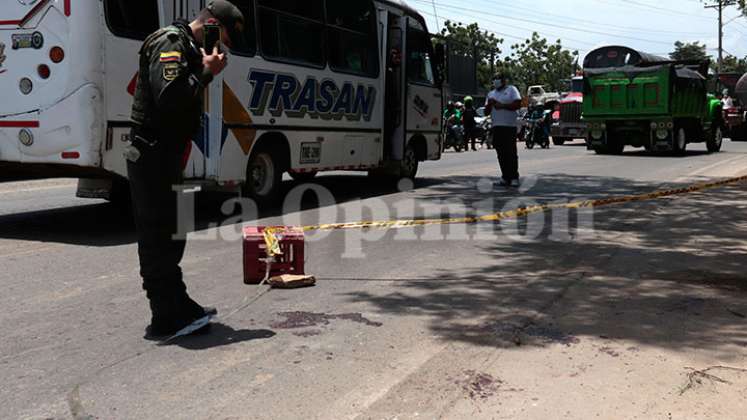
[523,105,552,149]
[444,121,465,152]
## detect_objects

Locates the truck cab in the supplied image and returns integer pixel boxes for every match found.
[551,76,586,145]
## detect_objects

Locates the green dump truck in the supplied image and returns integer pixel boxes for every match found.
[583,46,723,155]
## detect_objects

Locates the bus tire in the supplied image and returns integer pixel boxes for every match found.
[552,137,566,146]
[105,177,132,209]
[400,143,419,180]
[243,148,282,205]
[706,125,723,153]
[290,171,318,182]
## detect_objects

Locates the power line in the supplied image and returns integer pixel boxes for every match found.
[414,5,594,52]
[411,0,677,46]
[616,0,716,19]
[462,0,713,35]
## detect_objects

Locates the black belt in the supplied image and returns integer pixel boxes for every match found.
[131,125,160,148]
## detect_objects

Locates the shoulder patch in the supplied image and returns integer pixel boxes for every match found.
[163,62,181,81]
[160,51,182,62]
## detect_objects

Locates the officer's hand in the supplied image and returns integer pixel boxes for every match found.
[201,47,227,76]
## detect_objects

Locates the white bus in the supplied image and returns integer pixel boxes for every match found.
[0,0,445,203]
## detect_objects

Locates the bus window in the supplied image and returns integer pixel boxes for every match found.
[227,0,257,56]
[326,0,379,77]
[257,1,325,67]
[103,0,159,41]
[406,29,435,85]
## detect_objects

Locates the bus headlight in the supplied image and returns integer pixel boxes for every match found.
[18,129,34,146]
[19,78,33,95]
[591,130,603,139]
[650,122,658,130]
[656,129,669,140]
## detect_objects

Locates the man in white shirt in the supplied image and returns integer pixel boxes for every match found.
[722,89,735,109]
[486,73,523,187]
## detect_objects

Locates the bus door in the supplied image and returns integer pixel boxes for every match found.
[404,18,442,160]
[384,13,405,161]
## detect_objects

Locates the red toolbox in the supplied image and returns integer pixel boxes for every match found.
[243,226,305,284]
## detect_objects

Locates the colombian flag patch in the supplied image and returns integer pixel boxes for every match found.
[159,51,182,62]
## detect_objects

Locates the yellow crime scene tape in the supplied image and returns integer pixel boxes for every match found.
[262,174,747,255]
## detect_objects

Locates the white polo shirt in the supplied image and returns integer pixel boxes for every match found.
[486,85,522,127]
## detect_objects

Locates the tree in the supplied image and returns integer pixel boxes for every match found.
[721,55,747,73]
[506,32,579,93]
[438,21,503,89]
[670,41,711,61]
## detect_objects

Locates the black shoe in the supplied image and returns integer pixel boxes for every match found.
[145,295,217,340]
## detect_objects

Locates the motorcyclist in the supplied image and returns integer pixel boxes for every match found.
[462,96,478,151]
[443,101,463,151]
[444,101,461,124]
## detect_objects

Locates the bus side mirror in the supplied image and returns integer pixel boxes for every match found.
[434,43,446,86]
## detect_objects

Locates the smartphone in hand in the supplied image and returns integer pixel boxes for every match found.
[204,24,222,53]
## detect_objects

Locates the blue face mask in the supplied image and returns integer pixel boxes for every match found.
[494,79,505,89]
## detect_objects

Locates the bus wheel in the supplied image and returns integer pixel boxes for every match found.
[400,144,419,180]
[290,171,318,183]
[673,127,687,155]
[243,149,282,205]
[552,137,566,146]
[707,125,723,153]
[106,177,132,209]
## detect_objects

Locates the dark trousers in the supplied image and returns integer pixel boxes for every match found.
[126,130,187,301]
[464,125,477,150]
[492,126,519,181]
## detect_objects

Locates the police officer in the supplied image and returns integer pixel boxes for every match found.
[127,1,245,339]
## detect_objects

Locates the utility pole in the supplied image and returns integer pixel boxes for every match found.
[704,0,737,73]
[431,0,440,32]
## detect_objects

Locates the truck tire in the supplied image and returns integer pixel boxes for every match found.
[673,127,687,155]
[608,142,624,155]
[243,148,283,205]
[706,125,723,153]
[593,146,607,154]
[607,132,625,155]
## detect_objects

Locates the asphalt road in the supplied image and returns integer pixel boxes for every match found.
[2,140,747,419]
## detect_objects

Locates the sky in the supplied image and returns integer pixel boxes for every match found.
[407,0,747,61]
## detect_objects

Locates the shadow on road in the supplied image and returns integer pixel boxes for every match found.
[0,175,442,247]
[344,176,747,357]
[163,324,276,351]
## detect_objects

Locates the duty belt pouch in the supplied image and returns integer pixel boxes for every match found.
[124,127,159,163]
